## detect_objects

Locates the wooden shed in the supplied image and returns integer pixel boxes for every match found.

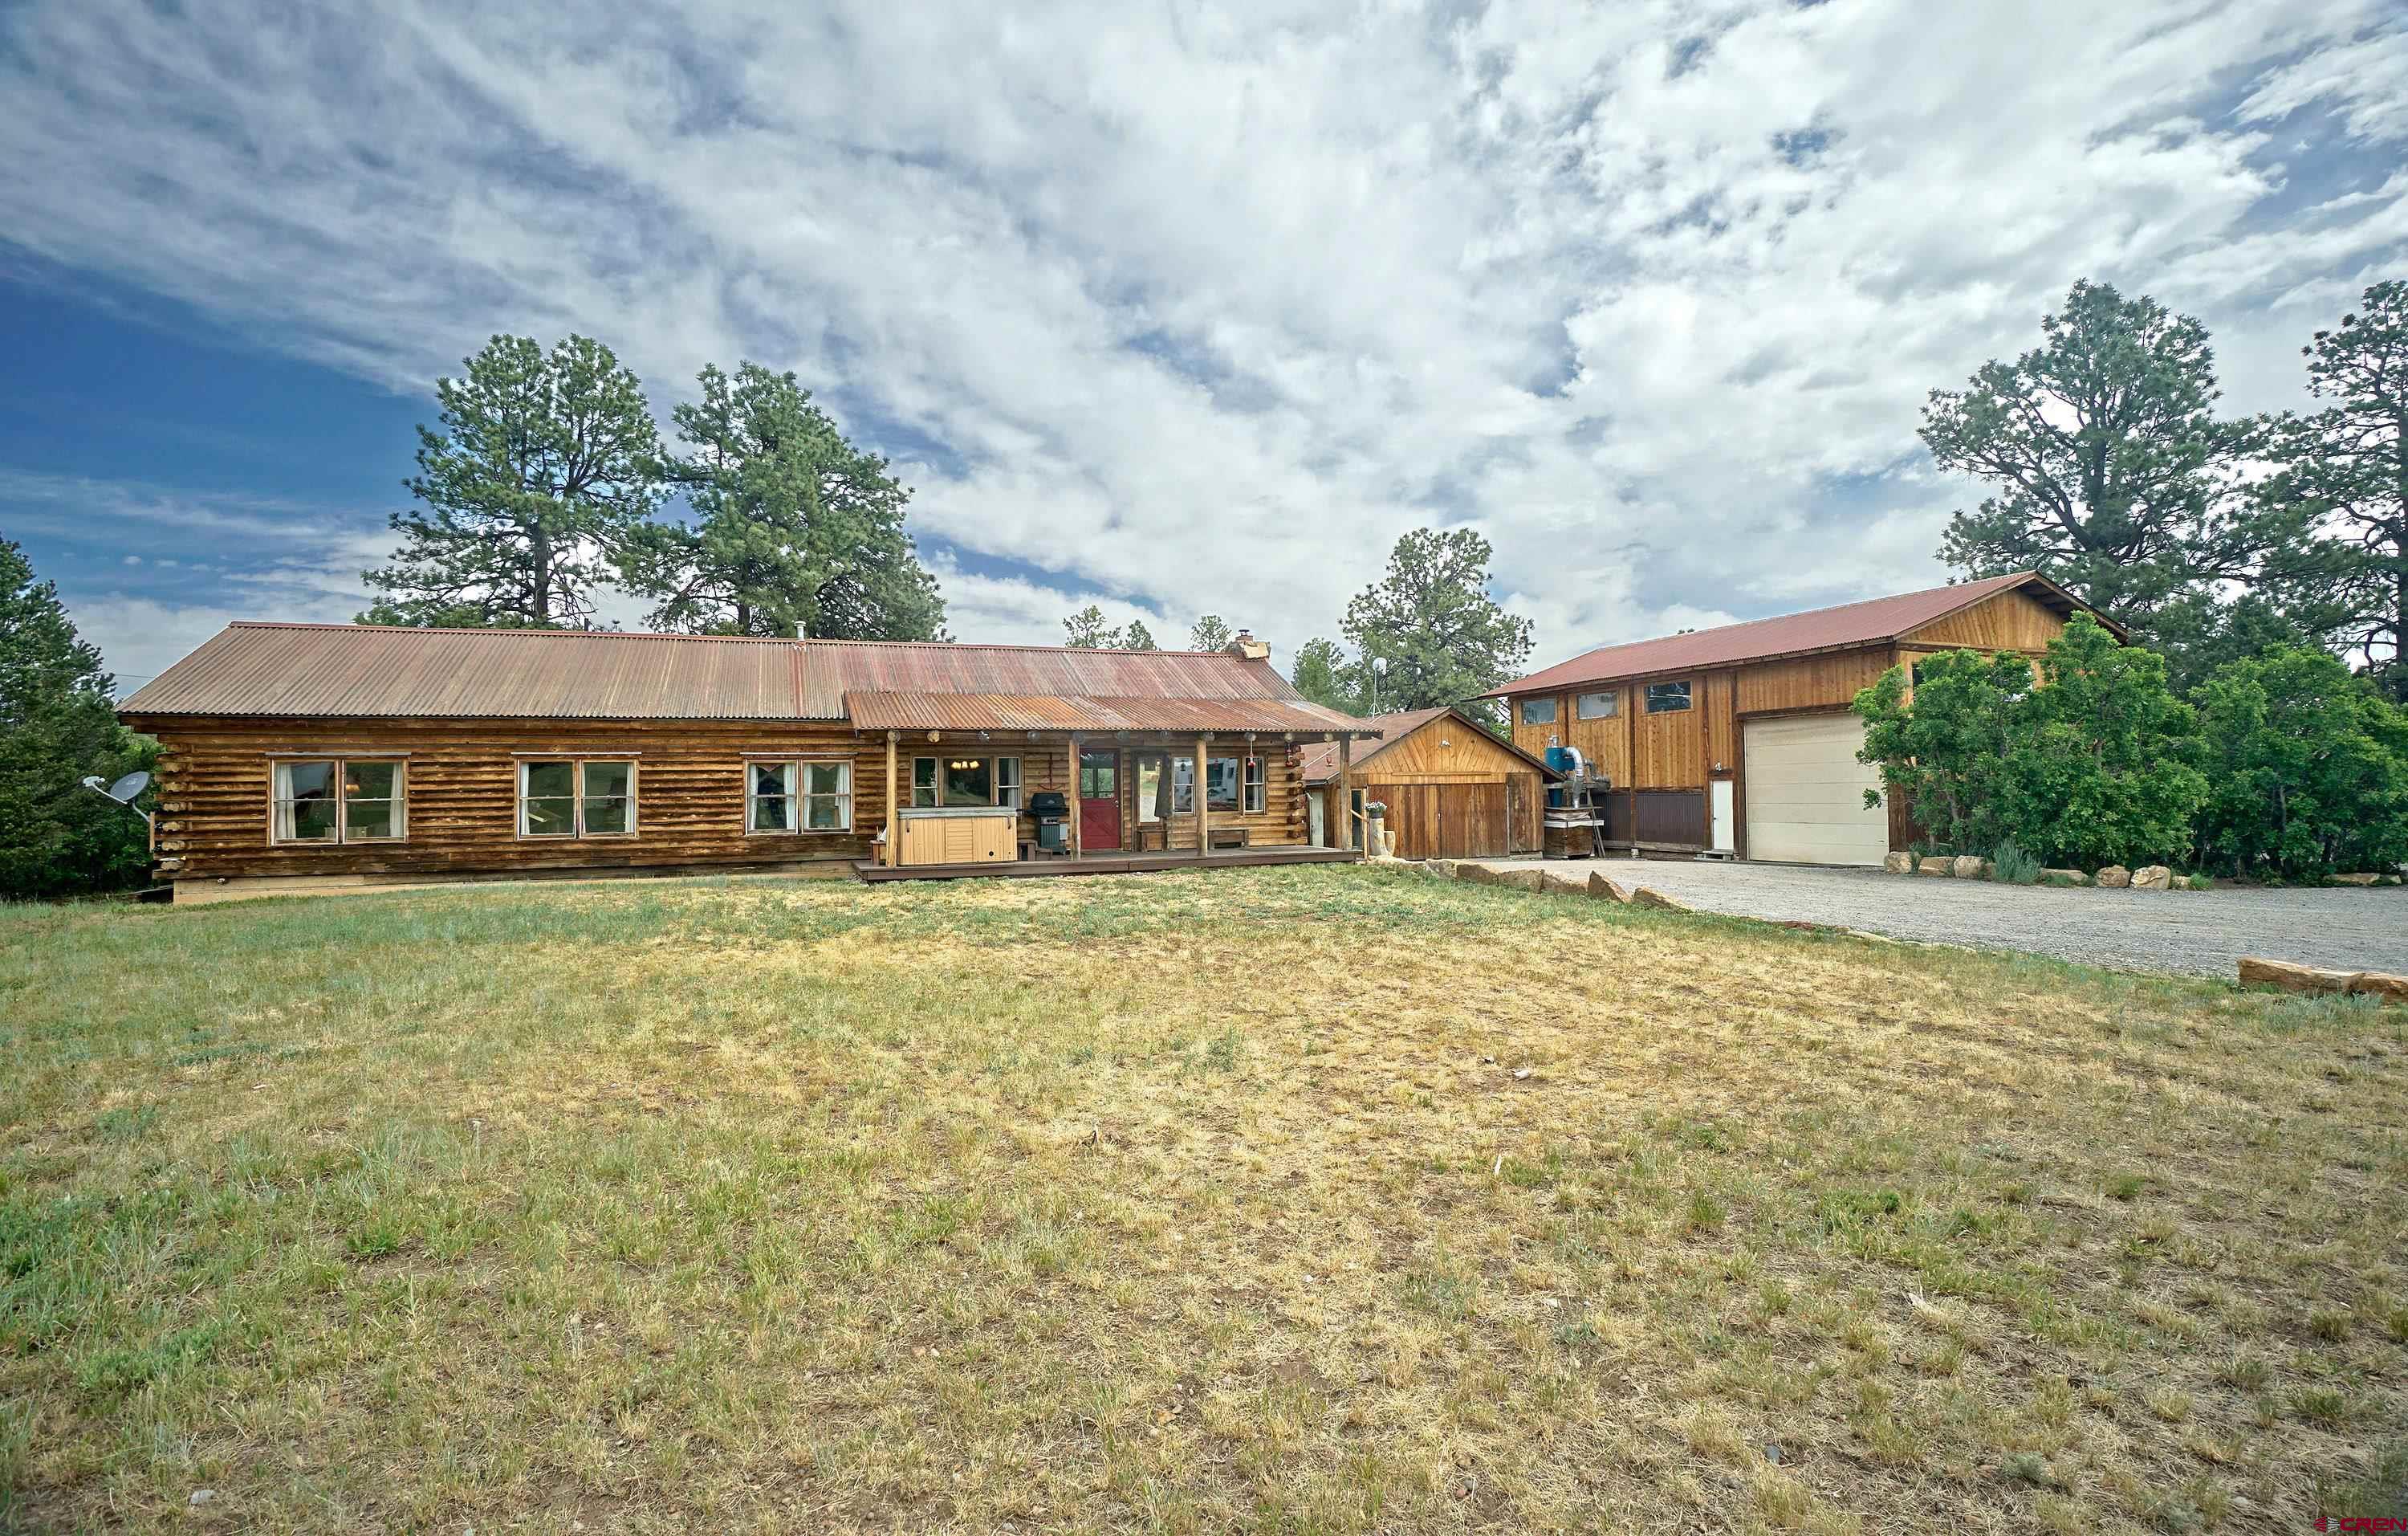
[1482,572,2119,865]
[118,623,1384,901]
[1298,706,1552,859]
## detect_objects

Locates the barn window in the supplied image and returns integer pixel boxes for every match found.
[519,759,637,837]
[1242,756,1266,813]
[1519,698,1556,726]
[912,756,1019,809]
[271,759,404,844]
[750,760,852,833]
[1644,681,1693,714]
[1576,691,1617,720]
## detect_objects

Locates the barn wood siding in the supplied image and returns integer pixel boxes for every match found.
[1732,647,1898,717]
[1630,680,1705,788]
[1901,588,2068,652]
[1703,670,1736,774]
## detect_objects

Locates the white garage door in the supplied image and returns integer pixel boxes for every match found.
[1743,713,1890,866]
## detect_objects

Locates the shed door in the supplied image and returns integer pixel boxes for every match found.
[1742,713,1888,866]
[1373,782,1507,860]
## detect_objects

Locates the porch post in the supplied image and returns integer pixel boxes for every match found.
[885,731,899,866]
[1068,733,1082,858]
[1194,735,1210,858]
[1333,735,1353,849]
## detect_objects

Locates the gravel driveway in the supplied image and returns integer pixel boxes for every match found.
[1484,857,2408,978]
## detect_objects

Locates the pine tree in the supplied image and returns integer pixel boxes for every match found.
[619,363,946,639]
[363,334,665,628]
[0,538,154,897]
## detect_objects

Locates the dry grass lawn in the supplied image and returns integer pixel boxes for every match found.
[3,863,2406,1532]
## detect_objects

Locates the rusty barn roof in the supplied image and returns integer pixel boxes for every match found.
[1482,572,2114,698]
[119,621,1381,735]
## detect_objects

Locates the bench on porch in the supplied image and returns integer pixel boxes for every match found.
[1206,826,1251,850]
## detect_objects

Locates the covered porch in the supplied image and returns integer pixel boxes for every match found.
[853,843,1361,882]
[849,692,1385,875]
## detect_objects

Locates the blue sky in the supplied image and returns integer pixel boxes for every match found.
[2,1,2403,694]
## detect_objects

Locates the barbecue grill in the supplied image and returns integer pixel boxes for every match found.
[1027,789,1072,854]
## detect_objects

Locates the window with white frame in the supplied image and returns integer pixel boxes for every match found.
[1242,755,1266,813]
[750,760,852,833]
[1576,690,1618,720]
[519,759,637,837]
[271,759,405,844]
[1519,698,1556,726]
[1173,756,1244,813]
[910,755,1021,809]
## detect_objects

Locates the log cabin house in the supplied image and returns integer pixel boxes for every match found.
[1298,706,1554,860]
[1482,572,2120,865]
[117,622,1382,902]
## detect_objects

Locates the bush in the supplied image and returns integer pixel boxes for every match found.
[2191,646,2408,880]
[2000,616,2207,870]
[1991,841,2042,885]
[1857,614,2207,871]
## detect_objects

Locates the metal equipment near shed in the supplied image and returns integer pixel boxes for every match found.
[1541,745,1609,858]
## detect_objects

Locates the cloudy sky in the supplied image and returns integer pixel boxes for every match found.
[2,0,2403,694]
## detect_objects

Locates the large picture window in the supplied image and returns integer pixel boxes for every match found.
[750,760,852,833]
[1644,681,1693,714]
[1173,756,1244,813]
[519,759,637,837]
[911,756,1021,809]
[1576,691,1618,720]
[1519,698,1556,726]
[271,759,404,844]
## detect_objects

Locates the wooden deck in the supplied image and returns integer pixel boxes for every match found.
[854,845,1361,882]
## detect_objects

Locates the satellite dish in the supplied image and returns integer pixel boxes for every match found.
[107,771,151,804]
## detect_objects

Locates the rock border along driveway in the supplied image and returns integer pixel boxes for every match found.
[1470,857,2408,980]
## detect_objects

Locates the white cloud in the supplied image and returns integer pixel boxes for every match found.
[2,0,2404,682]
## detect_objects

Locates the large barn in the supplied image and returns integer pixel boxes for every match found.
[1482,572,2119,866]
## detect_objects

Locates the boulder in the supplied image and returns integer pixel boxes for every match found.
[1917,856,1954,877]
[1424,858,1457,880]
[2094,865,2131,889]
[2332,872,2382,886]
[1588,871,1635,903]
[1951,855,1993,880]
[1496,868,1545,893]
[2237,956,2359,995]
[2350,972,2408,1004]
[1454,861,1503,885]
[1629,886,1691,911]
[1882,851,1917,875]
[2131,865,2172,891]
[2040,869,2089,886]
[1540,869,1591,898]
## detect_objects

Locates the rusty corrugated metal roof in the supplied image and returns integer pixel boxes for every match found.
[1483,572,2111,698]
[118,621,1379,731]
[798,639,1311,716]
[119,623,811,719]
[844,691,1377,735]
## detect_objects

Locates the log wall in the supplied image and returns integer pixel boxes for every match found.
[134,717,1320,885]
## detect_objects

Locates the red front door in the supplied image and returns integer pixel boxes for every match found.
[1079,748,1121,851]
